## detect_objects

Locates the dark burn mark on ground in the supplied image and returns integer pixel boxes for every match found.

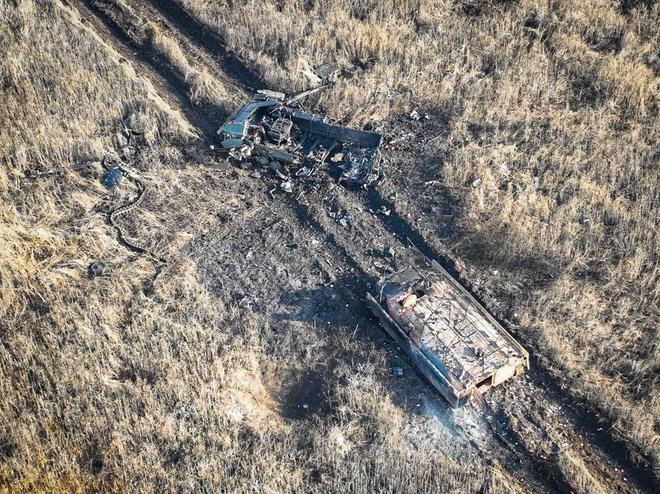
[280,371,332,420]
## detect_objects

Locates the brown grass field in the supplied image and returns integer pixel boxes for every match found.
[179,0,660,473]
[0,0,658,492]
[0,1,516,492]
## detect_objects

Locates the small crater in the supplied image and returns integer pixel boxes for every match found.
[263,365,332,420]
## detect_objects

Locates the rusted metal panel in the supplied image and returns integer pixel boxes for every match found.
[366,294,464,407]
[368,249,528,407]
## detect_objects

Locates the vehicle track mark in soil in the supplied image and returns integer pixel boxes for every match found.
[363,188,462,276]
[272,174,657,492]
[363,187,659,491]
[70,0,218,136]
[289,197,575,493]
[524,364,659,491]
[65,0,659,490]
[140,0,267,92]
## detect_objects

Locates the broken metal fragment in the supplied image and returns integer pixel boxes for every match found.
[255,145,296,164]
[221,138,244,149]
[285,84,330,105]
[269,161,288,180]
[218,90,383,188]
[280,180,294,193]
[102,168,124,189]
[229,144,252,161]
[267,118,293,144]
[256,89,286,101]
[296,166,312,178]
[218,99,279,137]
[338,213,352,227]
[390,365,404,377]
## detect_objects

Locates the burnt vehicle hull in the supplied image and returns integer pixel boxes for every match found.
[367,293,467,407]
[218,90,382,187]
[368,250,529,407]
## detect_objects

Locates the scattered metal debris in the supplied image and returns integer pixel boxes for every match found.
[217,89,383,194]
[338,214,352,227]
[409,109,430,121]
[103,167,124,189]
[328,205,352,227]
[389,132,415,145]
[367,247,529,407]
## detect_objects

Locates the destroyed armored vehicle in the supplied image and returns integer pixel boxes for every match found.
[367,249,529,407]
[218,90,383,187]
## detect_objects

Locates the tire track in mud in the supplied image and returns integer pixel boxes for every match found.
[68,1,658,492]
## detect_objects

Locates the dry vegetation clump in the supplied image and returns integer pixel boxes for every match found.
[0,0,189,322]
[146,21,230,106]
[93,0,232,108]
[0,1,511,491]
[178,0,660,472]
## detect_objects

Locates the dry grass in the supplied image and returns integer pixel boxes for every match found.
[146,21,229,106]
[178,0,660,472]
[2,0,657,490]
[0,0,189,321]
[0,1,508,491]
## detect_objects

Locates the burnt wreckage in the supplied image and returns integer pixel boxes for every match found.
[220,91,528,407]
[218,90,382,187]
[367,249,529,407]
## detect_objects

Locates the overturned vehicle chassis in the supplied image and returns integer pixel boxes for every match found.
[368,250,529,407]
[218,90,382,186]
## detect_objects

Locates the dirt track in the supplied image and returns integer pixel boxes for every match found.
[68,1,658,492]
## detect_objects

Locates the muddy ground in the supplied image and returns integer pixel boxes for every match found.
[67,0,658,492]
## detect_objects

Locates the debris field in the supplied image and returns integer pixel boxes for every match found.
[218,89,383,197]
[16,1,656,492]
